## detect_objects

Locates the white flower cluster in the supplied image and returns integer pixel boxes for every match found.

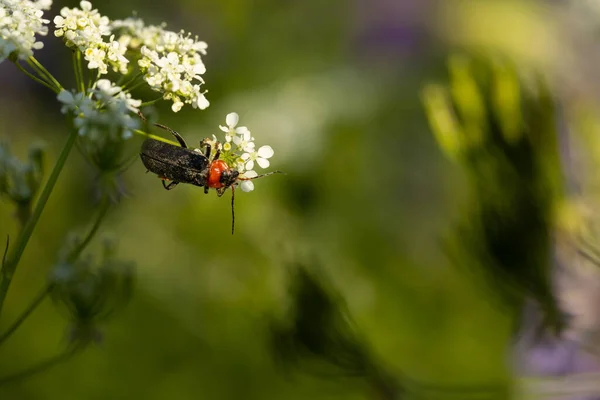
[57,79,141,143]
[216,112,274,192]
[0,0,51,62]
[112,17,209,113]
[53,1,128,74]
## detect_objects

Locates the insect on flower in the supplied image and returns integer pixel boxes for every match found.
[138,112,282,234]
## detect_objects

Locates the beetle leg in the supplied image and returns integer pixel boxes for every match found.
[162,180,179,190]
[203,142,212,159]
[204,186,209,194]
[213,142,221,161]
[138,111,188,148]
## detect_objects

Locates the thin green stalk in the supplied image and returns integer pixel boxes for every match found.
[68,198,111,263]
[12,61,59,93]
[72,52,83,93]
[120,72,142,91]
[123,81,145,94]
[88,70,100,90]
[0,194,110,345]
[27,57,63,91]
[0,348,79,386]
[0,129,78,317]
[139,97,164,107]
[133,129,178,146]
[76,51,86,93]
[0,284,53,346]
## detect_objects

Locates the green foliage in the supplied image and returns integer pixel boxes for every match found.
[423,55,565,336]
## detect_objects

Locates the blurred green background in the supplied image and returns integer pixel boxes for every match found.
[2,0,585,398]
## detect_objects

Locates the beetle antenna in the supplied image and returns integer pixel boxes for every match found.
[231,185,235,235]
[237,170,285,181]
[137,111,188,148]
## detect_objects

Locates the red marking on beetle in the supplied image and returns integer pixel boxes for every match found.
[207,160,230,189]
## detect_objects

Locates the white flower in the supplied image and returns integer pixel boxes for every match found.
[0,0,52,62]
[232,129,256,153]
[57,80,141,141]
[53,1,128,75]
[239,170,257,192]
[219,112,250,143]
[57,89,94,115]
[240,145,274,170]
[114,17,208,113]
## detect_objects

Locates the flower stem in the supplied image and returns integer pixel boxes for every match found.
[120,72,142,91]
[0,129,78,318]
[88,70,100,90]
[139,97,163,107]
[68,197,111,263]
[72,52,83,93]
[0,348,79,386]
[133,129,178,146]
[76,51,86,93]
[27,57,63,91]
[12,61,59,93]
[0,284,53,346]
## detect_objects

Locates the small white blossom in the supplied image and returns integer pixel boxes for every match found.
[0,0,52,62]
[112,17,208,113]
[53,1,128,75]
[232,130,256,153]
[240,145,274,170]
[239,170,257,192]
[219,112,250,143]
[57,80,141,142]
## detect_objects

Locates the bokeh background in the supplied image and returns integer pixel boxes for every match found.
[2,0,600,399]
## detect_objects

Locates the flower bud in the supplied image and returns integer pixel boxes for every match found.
[50,237,135,348]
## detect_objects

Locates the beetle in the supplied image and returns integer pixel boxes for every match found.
[138,112,281,234]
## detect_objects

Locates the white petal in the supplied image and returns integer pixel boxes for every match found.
[57,90,74,104]
[245,160,255,171]
[257,145,274,158]
[242,170,258,178]
[219,125,229,133]
[235,126,250,135]
[241,152,251,160]
[256,157,270,169]
[233,136,242,146]
[240,180,254,192]
[225,112,239,128]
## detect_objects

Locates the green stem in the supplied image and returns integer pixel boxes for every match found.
[27,57,63,91]
[0,285,53,346]
[68,198,111,263]
[133,129,178,146]
[123,80,145,94]
[72,52,82,93]
[0,348,79,386]
[139,97,164,107]
[0,129,78,317]
[76,51,86,93]
[12,61,59,93]
[88,70,100,90]
[120,72,142,91]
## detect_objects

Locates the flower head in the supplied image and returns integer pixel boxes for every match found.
[112,17,208,112]
[0,0,52,62]
[219,112,250,143]
[207,112,276,192]
[53,1,128,75]
[240,145,274,171]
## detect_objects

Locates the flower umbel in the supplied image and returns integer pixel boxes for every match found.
[112,17,208,112]
[51,237,134,348]
[53,1,128,74]
[210,112,275,192]
[0,0,52,62]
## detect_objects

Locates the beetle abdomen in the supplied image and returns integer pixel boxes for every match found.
[140,139,209,186]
